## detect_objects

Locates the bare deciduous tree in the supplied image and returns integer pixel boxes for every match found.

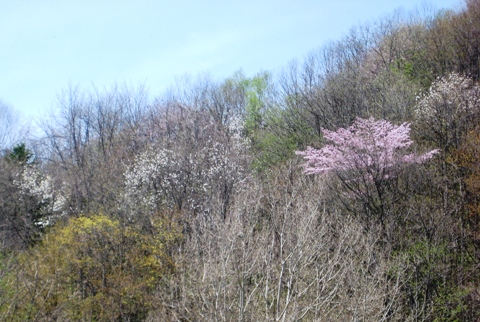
[0,100,20,153]
[149,161,407,321]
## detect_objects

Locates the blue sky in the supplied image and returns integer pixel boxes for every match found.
[1,0,461,122]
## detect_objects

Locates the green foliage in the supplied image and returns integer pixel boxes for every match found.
[242,71,270,138]
[433,287,472,322]
[390,241,448,319]
[249,107,317,172]
[7,143,33,164]
[230,71,317,171]
[389,239,480,321]
[0,214,181,321]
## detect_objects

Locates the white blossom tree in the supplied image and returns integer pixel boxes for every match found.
[14,166,66,227]
[124,129,249,222]
[415,72,480,152]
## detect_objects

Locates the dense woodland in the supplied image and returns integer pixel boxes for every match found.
[1,0,480,320]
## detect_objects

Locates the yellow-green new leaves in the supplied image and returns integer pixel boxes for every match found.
[1,214,180,321]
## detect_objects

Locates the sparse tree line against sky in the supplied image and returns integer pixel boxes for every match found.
[1,0,480,320]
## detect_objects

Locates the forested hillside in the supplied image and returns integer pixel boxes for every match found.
[1,0,480,320]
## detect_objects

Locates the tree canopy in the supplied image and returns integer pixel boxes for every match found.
[1,1,480,320]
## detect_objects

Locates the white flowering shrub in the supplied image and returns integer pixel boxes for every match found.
[414,73,480,151]
[14,166,65,227]
[416,73,476,119]
[124,135,248,220]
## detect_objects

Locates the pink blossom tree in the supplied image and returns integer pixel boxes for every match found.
[296,117,438,180]
[296,117,439,241]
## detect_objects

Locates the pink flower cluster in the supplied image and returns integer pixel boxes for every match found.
[296,117,438,178]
